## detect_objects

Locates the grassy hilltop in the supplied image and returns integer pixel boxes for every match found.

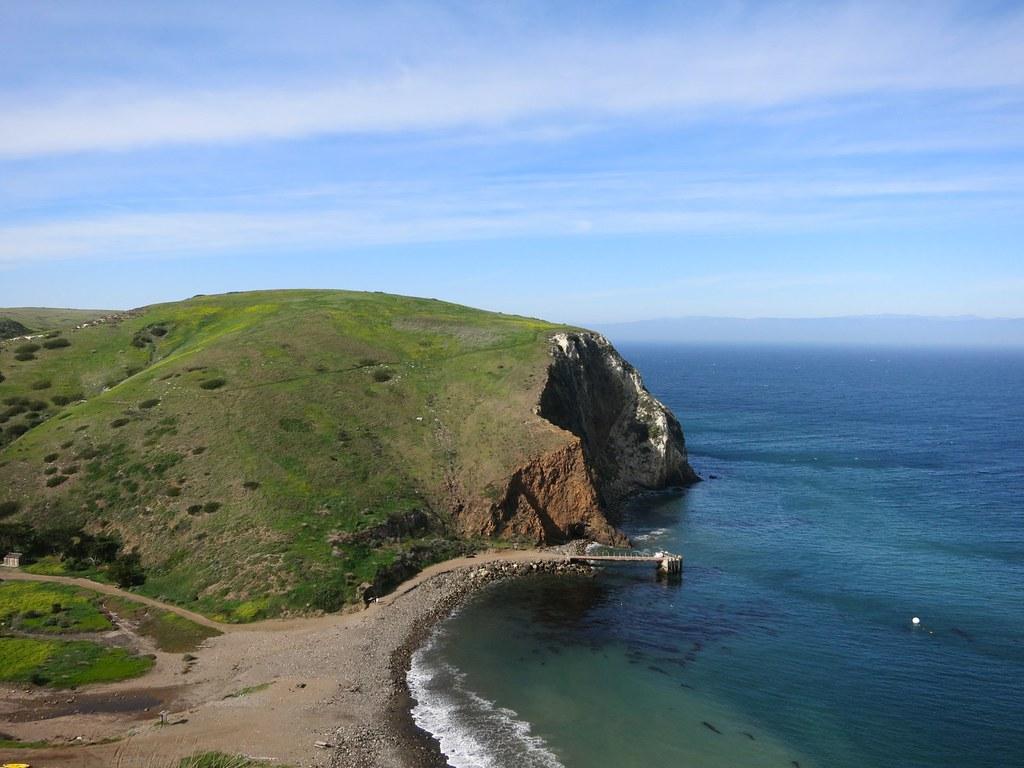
[0,290,572,620]
[0,308,115,337]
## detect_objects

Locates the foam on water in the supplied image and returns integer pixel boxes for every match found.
[631,527,670,543]
[410,630,565,768]
[409,346,1024,768]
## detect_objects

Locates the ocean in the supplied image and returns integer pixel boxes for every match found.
[409,344,1024,768]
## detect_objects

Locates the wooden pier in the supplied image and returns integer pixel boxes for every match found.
[569,549,683,575]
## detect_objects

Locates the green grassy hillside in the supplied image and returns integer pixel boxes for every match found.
[0,290,571,619]
[0,307,115,335]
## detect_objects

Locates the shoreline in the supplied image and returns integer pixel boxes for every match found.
[383,559,593,768]
[2,549,583,768]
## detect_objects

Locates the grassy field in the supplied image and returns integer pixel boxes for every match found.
[0,580,218,647]
[0,581,112,633]
[0,581,214,687]
[22,555,110,582]
[0,735,51,749]
[0,307,116,334]
[0,290,574,618]
[0,635,153,687]
[101,594,221,652]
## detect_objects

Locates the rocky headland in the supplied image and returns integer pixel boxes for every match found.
[463,330,699,546]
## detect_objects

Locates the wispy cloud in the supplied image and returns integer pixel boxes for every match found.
[2,2,1023,318]
[2,3,1023,157]
[1,167,1016,265]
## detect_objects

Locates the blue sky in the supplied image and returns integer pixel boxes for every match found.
[1,0,1023,323]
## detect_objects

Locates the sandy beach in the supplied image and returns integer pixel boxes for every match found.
[0,549,589,768]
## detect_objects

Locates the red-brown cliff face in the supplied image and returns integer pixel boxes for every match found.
[456,331,698,546]
[474,439,628,546]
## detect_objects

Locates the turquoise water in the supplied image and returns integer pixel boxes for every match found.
[410,345,1024,767]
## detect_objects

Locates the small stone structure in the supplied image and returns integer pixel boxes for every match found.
[3,552,22,568]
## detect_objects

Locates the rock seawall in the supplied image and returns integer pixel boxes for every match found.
[472,331,698,545]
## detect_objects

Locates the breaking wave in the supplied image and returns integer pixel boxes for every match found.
[632,527,670,543]
[409,632,564,768]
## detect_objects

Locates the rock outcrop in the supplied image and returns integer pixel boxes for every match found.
[479,331,698,545]
[541,332,698,503]
[489,440,628,546]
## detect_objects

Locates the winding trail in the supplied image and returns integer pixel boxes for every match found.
[0,547,564,633]
[0,547,567,768]
[1,570,226,630]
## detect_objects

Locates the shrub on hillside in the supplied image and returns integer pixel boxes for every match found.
[0,371,5,384]
[51,393,83,406]
[14,352,35,361]
[140,398,161,409]
[312,583,345,612]
[372,369,393,383]
[109,550,146,588]
[37,525,121,568]
[199,378,226,390]
[44,452,59,462]
[42,337,71,349]
[28,400,47,412]
[45,474,67,487]
[149,326,168,337]
[6,423,29,438]
[278,417,311,433]
[31,379,52,390]
[44,465,58,476]
[187,504,203,515]
[203,502,221,514]
[242,480,260,490]
[15,343,40,354]
[110,417,130,428]
[0,500,20,519]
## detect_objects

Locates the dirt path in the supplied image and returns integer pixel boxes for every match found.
[0,548,566,767]
[1,548,563,633]
[0,571,227,630]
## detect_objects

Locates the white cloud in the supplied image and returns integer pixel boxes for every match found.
[1,167,1016,266]
[1,3,1023,157]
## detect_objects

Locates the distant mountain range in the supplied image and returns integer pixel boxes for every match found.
[593,315,1024,347]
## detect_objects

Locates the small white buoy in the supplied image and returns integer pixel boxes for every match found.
[912,616,921,626]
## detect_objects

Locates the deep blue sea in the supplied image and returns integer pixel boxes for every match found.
[410,345,1024,768]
